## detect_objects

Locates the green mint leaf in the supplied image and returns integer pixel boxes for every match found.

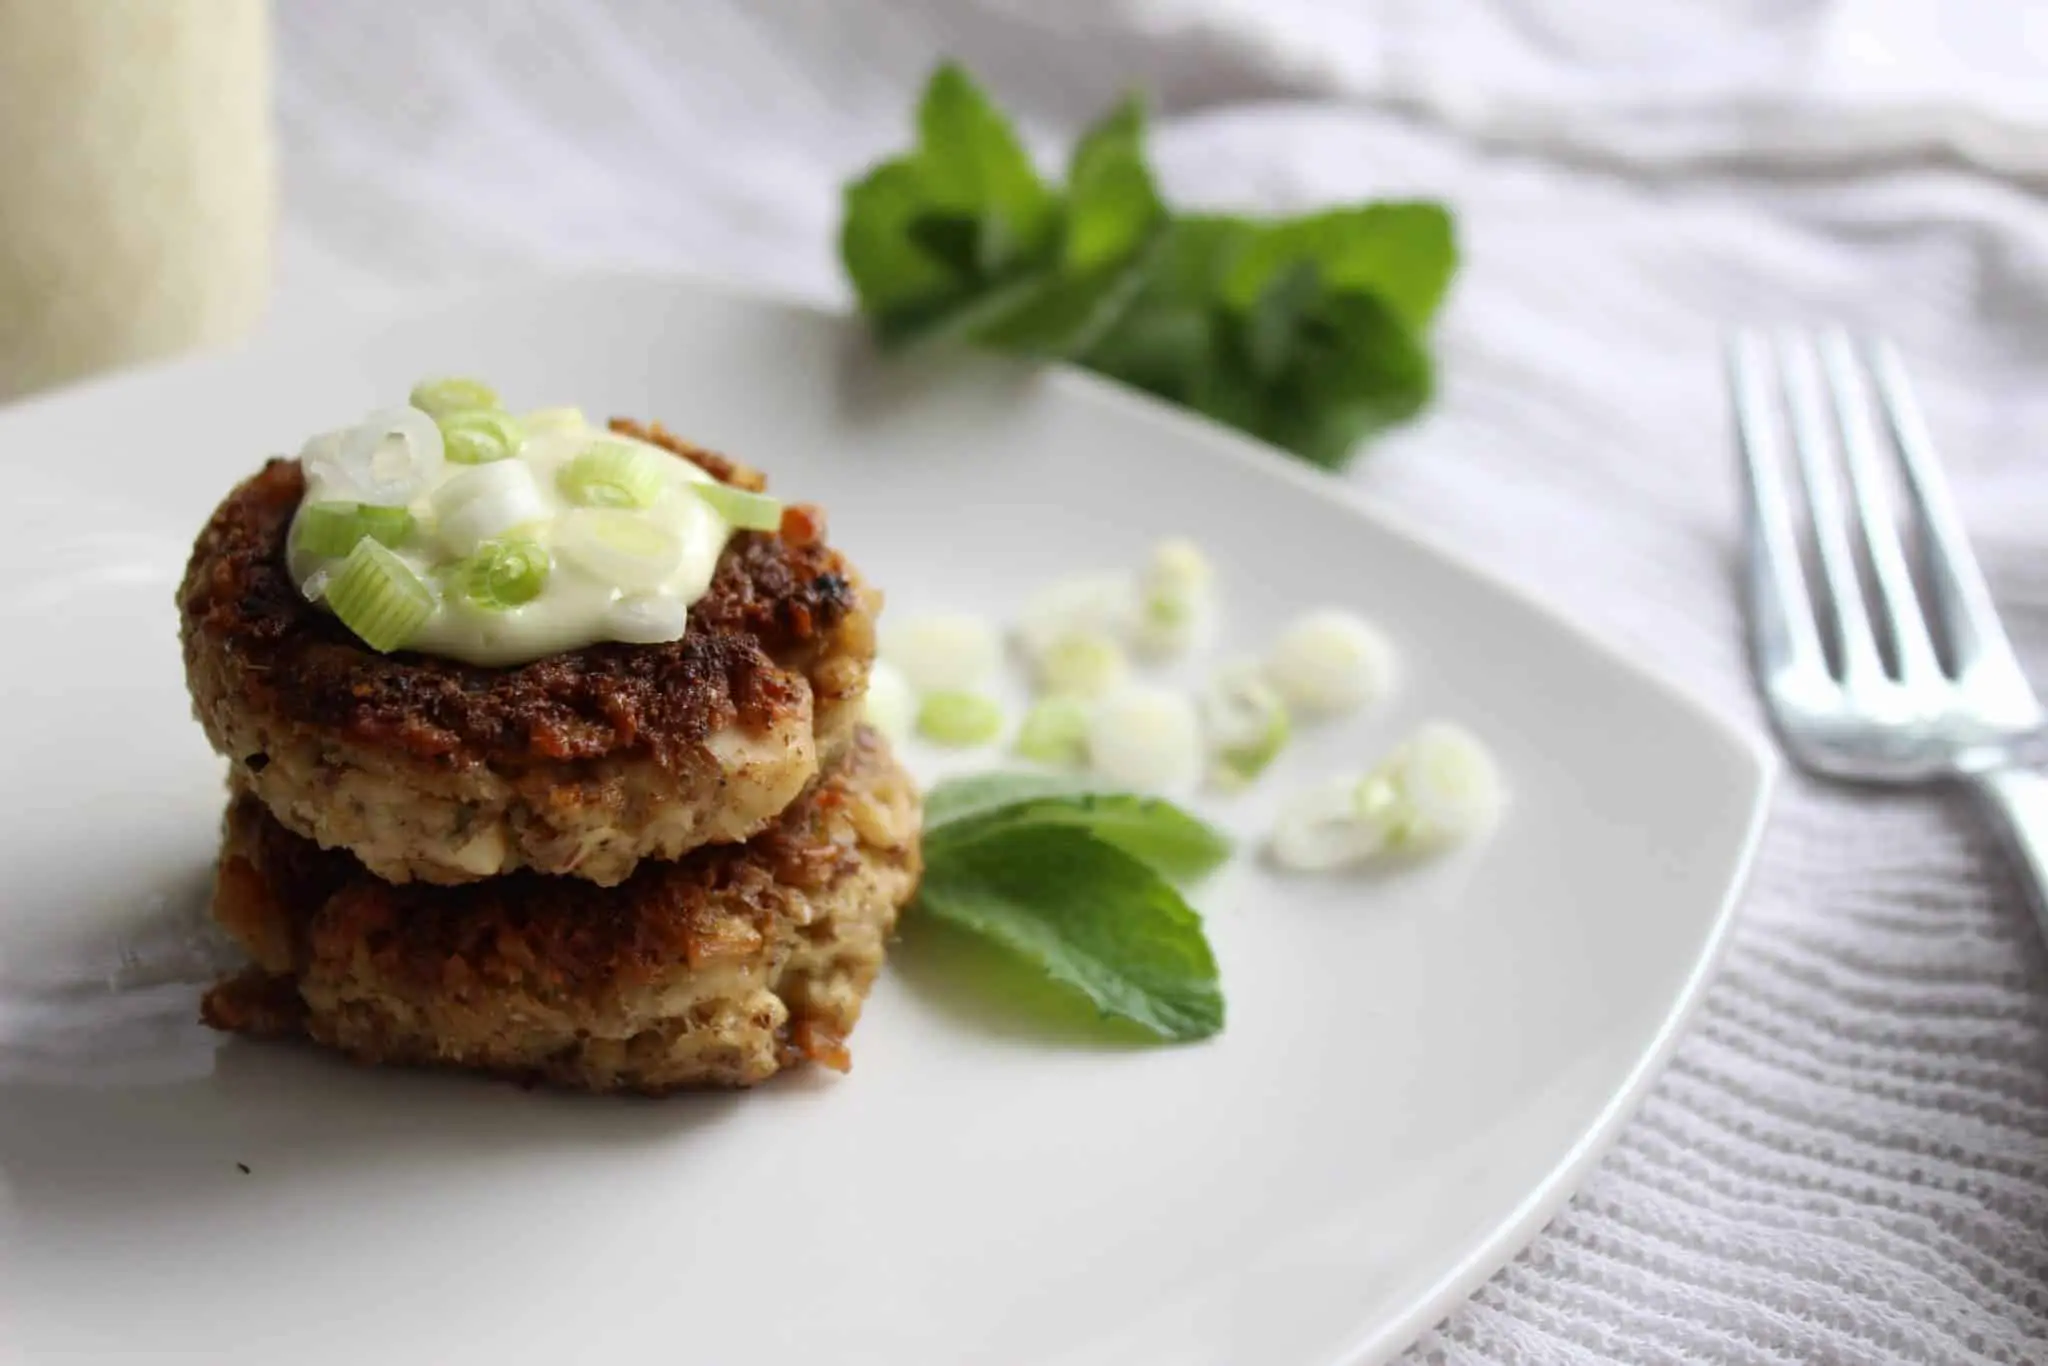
[1202,288,1434,468]
[924,772,1232,881]
[838,64,1457,468]
[1221,202,1457,333]
[924,771,1103,829]
[841,64,1062,350]
[1242,259,1322,385]
[916,63,1058,272]
[967,243,1157,358]
[1084,215,1435,466]
[1063,96,1164,273]
[926,781,1231,883]
[914,824,1224,1042]
[878,272,1057,351]
[841,161,975,338]
[904,211,984,277]
[961,95,1166,359]
[1077,215,1249,399]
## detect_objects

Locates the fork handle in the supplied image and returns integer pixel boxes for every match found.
[1970,767,2048,936]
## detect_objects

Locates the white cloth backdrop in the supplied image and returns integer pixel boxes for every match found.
[272,3,2048,1361]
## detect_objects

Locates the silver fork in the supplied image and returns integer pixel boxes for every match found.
[1730,329,2048,933]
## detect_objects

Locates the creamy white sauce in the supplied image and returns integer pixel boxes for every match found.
[288,413,738,667]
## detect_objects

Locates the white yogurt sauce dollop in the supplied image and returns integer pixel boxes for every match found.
[288,408,743,667]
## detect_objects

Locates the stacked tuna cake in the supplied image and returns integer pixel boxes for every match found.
[178,421,921,1092]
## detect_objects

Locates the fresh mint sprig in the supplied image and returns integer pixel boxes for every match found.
[912,772,1229,1043]
[840,63,1458,469]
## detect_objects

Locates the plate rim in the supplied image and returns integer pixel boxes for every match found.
[0,267,1778,1365]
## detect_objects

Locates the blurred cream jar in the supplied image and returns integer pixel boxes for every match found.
[0,0,272,400]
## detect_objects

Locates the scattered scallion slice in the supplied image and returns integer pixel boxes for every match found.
[1266,721,1504,872]
[1014,572,1136,663]
[1033,629,1127,697]
[1146,537,1212,598]
[693,481,784,531]
[1013,694,1092,768]
[520,406,587,434]
[1130,537,1215,659]
[292,501,415,559]
[408,377,500,419]
[1267,774,1388,871]
[1381,722,1505,850]
[559,441,669,508]
[918,690,1005,747]
[1201,659,1290,789]
[556,507,684,591]
[322,537,435,653]
[438,409,525,465]
[1087,684,1201,791]
[884,613,1001,693]
[1265,609,1395,718]
[862,660,917,745]
[449,538,550,612]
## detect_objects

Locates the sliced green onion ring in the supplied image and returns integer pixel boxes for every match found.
[1086,684,1201,790]
[323,538,435,653]
[431,459,549,557]
[331,407,444,505]
[917,690,1004,748]
[1146,537,1212,598]
[1013,694,1092,767]
[559,441,669,508]
[883,612,1001,693]
[1201,660,1291,790]
[450,538,551,612]
[1130,537,1216,660]
[438,409,525,465]
[861,660,916,745]
[293,501,415,559]
[1268,774,1387,871]
[1264,723,1504,873]
[408,376,500,419]
[1014,572,1136,663]
[556,507,684,591]
[1264,609,1395,718]
[520,406,587,434]
[694,481,784,531]
[1383,722,1504,849]
[1034,630,1127,697]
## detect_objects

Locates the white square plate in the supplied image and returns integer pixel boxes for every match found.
[0,275,1769,1366]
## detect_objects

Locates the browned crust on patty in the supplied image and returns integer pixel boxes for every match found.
[178,439,858,769]
[178,421,879,884]
[201,729,922,1093]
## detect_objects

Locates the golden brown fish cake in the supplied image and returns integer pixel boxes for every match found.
[178,421,877,887]
[201,728,920,1093]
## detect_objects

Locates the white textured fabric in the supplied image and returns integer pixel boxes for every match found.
[265,3,2048,1361]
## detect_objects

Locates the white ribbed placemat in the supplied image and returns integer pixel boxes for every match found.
[265,4,2048,1360]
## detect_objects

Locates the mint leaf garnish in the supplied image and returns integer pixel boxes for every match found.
[915,823,1224,1042]
[924,771,1231,882]
[922,770,1104,829]
[911,772,1230,1040]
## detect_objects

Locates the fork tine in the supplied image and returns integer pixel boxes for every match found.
[1728,331,1829,691]
[1778,332,1887,689]
[1867,340,2038,710]
[1818,330,1943,687]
